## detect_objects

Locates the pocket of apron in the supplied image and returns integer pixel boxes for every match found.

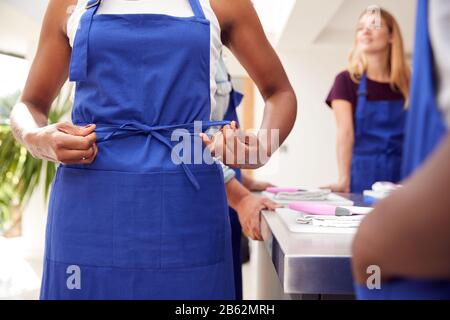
[48,166,163,269]
[161,165,229,269]
[48,166,115,266]
[112,170,163,269]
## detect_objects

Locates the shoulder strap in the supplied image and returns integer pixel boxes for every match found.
[188,0,206,19]
[69,0,102,81]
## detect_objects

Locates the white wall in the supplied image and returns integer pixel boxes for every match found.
[0,1,44,57]
[253,46,349,187]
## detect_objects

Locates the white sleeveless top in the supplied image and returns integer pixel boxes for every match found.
[67,0,223,116]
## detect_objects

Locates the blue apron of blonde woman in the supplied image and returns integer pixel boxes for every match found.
[351,74,406,193]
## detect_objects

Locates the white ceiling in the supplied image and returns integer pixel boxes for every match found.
[252,0,296,43]
[0,0,417,71]
[278,0,416,53]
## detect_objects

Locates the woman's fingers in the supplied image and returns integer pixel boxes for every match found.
[246,221,262,241]
[56,146,96,164]
[262,198,282,211]
[51,123,97,162]
[84,131,97,148]
[79,143,98,164]
[199,132,212,146]
[55,130,97,151]
[53,122,97,150]
[201,123,267,168]
[200,130,228,161]
[88,142,98,162]
[249,201,266,241]
[199,132,218,159]
[321,183,348,193]
[57,122,96,136]
[251,223,262,241]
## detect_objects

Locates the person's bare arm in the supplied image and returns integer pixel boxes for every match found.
[352,134,450,284]
[9,0,97,164]
[203,0,297,168]
[323,100,354,192]
[240,171,275,192]
[226,178,280,240]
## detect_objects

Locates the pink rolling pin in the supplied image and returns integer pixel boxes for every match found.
[266,187,307,194]
[289,202,373,216]
[288,202,336,215]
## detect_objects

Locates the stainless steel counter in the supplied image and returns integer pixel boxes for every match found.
[260,194,368,296]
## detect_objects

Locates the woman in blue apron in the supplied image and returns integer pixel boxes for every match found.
[325,8,410,193]
[10,0,296,299]
[352,0,450,300]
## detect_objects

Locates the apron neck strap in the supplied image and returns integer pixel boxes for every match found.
[357,73,368,108]
[86,0,101,10]
[188,0,206,19]
[69,0,102,81]
[357,74,368,96]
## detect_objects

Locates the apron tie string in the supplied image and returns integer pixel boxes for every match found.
[92,120,231,190]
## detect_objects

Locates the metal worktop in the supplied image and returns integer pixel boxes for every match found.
[260,194,368,296]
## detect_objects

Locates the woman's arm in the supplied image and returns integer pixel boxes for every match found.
[241,171,275,192]
[204,0,297,168]
[226,178,280,240]
[352,134,450,284]
[10,0,97,164]
[323,100,354,192]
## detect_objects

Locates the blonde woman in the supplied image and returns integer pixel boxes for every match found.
[324,8,411,193]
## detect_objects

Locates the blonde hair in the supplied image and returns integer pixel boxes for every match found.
[348,8,410,104]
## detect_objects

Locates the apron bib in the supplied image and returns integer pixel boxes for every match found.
[40,0,235,299]
[402,0,448,179]
[350,74,406,193]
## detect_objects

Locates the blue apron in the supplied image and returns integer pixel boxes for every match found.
[355,0,450,300]
[40,0,235,299]
[402,0,448,179]
[223,87,244,300]
[350,74,406,193]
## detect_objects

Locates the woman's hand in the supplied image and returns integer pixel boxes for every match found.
[246,180,275,192]
[235,194,281,241]
[322,178,350,193]
[24,122,98,165]
[200,121,269,169]
[241,172,275,192]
